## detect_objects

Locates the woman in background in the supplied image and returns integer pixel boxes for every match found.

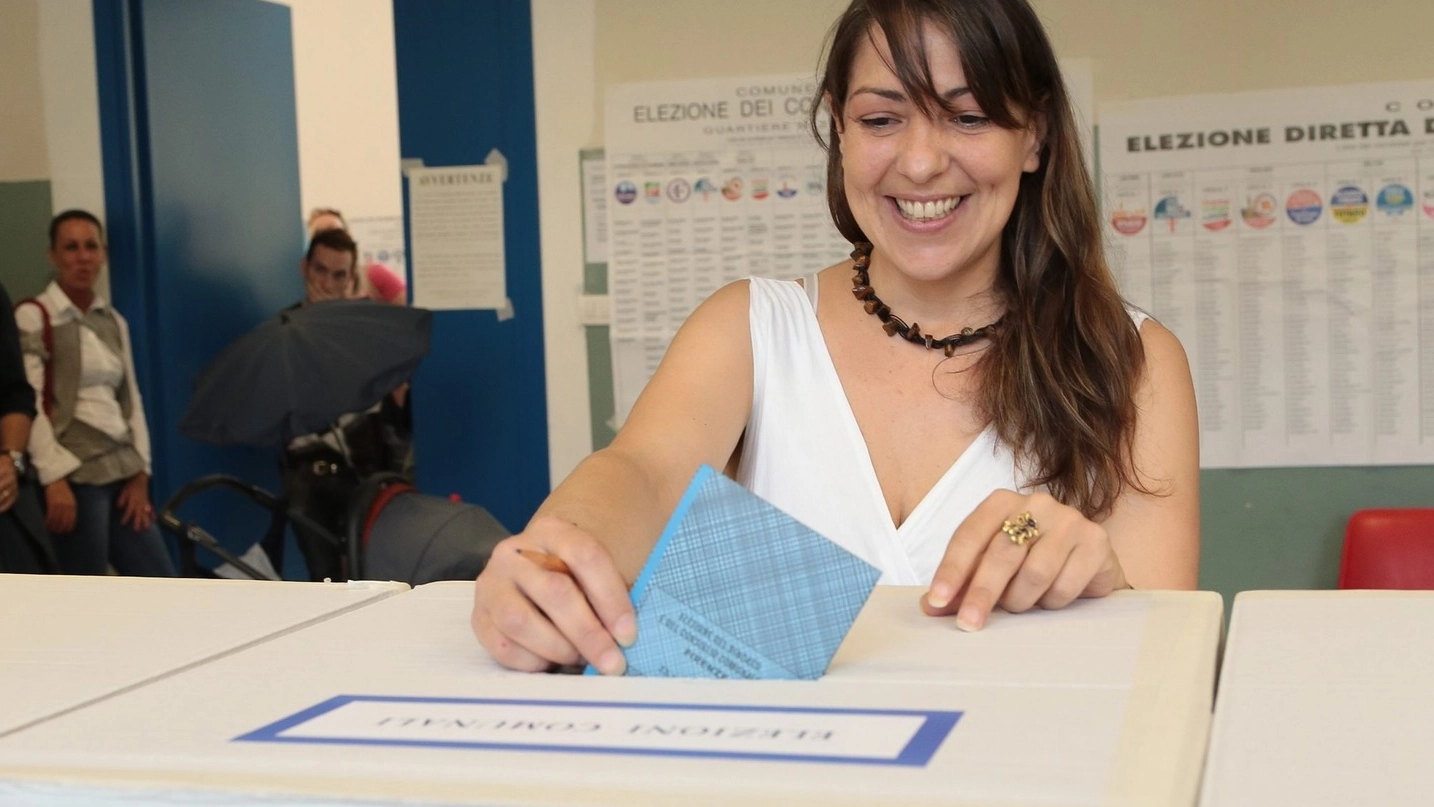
[15,210,175,576]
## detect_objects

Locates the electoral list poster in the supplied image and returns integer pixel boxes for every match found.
[604,74,849,423]
[1100,79,1434,468]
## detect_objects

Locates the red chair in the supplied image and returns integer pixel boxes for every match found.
[1339,508,1434,589]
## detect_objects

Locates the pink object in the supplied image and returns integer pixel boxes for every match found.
[365,262,406,303]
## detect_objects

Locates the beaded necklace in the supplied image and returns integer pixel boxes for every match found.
[848,242,1001,357]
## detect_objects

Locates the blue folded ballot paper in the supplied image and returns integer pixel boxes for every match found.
[602,465,880,680]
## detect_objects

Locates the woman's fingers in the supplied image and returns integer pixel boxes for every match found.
[48,505,75,535]
[472,522,635,675]
[474,539,583,669]
[551,528,637,649]
[928,490,1121,630]
[0,465,18,513]
[1000,509,1097,613]
[999,537,1069,614]
[116,491,136,529]
[514,563,626,675]
[470,601,565,673]
[1037,541,1109,610]
[926,491,1023,613]
[949,527,1029,631]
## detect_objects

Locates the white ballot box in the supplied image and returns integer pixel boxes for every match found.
[0,584,1221,807]
[0,574,406,736]
[1201,590,1434,807]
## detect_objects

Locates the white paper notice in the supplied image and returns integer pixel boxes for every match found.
[582,150,609,264]
[408,164,506,311]
[237,696,958,766]
[1100,79,1434,468]
[347,215,407,283]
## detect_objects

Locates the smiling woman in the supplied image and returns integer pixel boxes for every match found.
[471,0,1200,676]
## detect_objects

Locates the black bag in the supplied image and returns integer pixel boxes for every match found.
[0,474,58,573]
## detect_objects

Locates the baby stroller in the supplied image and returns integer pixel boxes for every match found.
[167,299,509,584]
[158,470,510,585]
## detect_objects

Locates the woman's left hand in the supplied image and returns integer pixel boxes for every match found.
[116,472,153,531]
[923,489,1128,631]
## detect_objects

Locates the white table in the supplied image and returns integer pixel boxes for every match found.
[0,574,405,737]
[1201,590,1434,807]
[0,583,1222,806]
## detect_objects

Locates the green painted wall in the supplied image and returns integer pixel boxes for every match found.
[581,149,617,450]
[1199,466,1434,604]
[0,180,54,300]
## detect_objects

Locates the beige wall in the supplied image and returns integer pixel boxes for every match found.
[268,0,404,226]
[533,0,600,485]
[1033,0,1434,101]
[589,0,1434,137]
[1,0,105,299]
[0,0,106,210]
[37,0,105,220]
[0,0,51,183]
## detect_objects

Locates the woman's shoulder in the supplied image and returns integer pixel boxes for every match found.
[1130,314,1193,400]
[685,278,753,330]
[1127,308,1183,356]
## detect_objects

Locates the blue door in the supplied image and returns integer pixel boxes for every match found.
[94,0,306,574]
[394,0,549,531]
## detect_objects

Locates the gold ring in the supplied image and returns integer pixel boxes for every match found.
[1001,511,1040,547]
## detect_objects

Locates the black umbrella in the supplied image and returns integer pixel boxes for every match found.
[180,299,432,447]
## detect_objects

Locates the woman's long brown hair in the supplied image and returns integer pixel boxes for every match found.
[811,0,1149,519]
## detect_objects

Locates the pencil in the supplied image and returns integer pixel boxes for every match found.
[515,547,572,576]
[514,547,633,591]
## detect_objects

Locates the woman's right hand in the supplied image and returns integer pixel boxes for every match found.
[0,457,18,515]
[471,515,637,675]
[45,478,77,534]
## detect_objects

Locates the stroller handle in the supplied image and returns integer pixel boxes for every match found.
[161,473,342,549]
[159,473,342,580]
[157,508,270,581]
[163,474,280,511]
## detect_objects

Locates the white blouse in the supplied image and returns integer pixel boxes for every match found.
[736,274,1148,585]
[14,281,153,485]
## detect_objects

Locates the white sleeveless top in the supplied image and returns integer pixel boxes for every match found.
[735,275,1148,585]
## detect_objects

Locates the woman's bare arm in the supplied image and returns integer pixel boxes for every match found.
[473,280,757,672]
[1100,319,1201,589]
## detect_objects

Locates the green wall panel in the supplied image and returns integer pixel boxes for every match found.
[1199,466,1434,604]
[0,180,55,301]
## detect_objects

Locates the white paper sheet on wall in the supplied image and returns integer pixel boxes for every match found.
[408,164,507,311]
[1099,78,1434,468]
[347,215,408,287]
[581,151,609,264]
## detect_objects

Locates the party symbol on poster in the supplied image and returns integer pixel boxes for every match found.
[1285,188,1323,226]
